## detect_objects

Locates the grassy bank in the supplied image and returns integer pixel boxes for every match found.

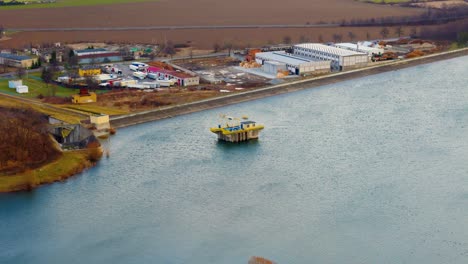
[0,148,101,193]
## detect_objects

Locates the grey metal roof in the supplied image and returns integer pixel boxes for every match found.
[255,51,322,66]
[0,53,33,61]
[75,48,108,54]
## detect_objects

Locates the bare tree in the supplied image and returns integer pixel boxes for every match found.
[318,35,324,43]
[163,41,176,58]
[348,32,356,42]
[283,35,292,44]
[0,25,5,38]
[366,32,371,40]
[332,33,343,43]
[410,27,418,38]
[17,67,26,80]
[395,26,404,38]
[299,35,310,43]
[41,67,54,95]
[213,43,221,53]
[223,41,233,56]
[380,27,390,39]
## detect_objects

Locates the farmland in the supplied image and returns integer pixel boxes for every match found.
[0,0,155,10]
[0,0,425,49]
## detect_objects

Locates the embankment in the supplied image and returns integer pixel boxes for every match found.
[0,148,102,193]
[111,48,468,128]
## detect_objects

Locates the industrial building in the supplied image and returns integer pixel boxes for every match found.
[255,51,331,75]
[334,43,384,58]
[293,43,368,70]
[0,53,38,68]
[74,48,123,64]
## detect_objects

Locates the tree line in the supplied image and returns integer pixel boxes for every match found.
[339,6,468,27]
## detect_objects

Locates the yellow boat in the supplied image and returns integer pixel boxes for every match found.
[210,115,264,142]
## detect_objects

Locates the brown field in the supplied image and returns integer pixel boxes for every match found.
[1,26,430,49]
[0,0,419,28]
[0,0,424,48]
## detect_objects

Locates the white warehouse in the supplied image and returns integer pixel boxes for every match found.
[294,43,368,70]
[334,43,384,58]
[255,51,331,75]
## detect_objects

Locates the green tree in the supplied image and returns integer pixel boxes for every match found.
[50,50,57,64]
[458,32,468,47]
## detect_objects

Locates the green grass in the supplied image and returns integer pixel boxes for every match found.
[0,0,156,10]
[0,76,80,98]
[0,150,95,192]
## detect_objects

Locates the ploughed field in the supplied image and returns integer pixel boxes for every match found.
[0,0,422,48]
[0,0,419,28]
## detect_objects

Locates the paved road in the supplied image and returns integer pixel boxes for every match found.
[8,24,340,32]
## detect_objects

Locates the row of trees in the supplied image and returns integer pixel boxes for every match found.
[339,6,468,27]
[0,107,60,174]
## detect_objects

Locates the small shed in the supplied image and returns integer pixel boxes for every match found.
[16,85,28,94]
[8,80,22,89]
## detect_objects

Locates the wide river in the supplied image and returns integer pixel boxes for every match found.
[1,56,468,264]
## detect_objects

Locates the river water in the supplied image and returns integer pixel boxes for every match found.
[1,56,468,264]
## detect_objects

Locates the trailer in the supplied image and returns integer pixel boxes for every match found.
[133,71,147,80]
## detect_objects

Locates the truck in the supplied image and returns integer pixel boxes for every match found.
[129,62,148,71]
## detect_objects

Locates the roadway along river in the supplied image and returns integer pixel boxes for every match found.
[1,56,468,264]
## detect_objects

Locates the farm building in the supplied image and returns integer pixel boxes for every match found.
[147,67,200,87]
[293,43,368,70]
[255,51,331,75]
[78,65,102,77]
[0,53,38,68]
[334,43,384,58]
[74,48,123,64]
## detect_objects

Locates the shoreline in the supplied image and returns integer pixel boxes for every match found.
[0,148,102,193]
[109,47,467,128]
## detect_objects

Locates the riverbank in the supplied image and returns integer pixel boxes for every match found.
[110,47,468,128]
[0,148,102,193]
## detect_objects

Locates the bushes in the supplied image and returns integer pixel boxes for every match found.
[86,141,102,163]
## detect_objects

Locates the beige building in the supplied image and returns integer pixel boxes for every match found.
[0,53,38,68]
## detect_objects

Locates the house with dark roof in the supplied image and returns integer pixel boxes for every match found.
[0,53,38,68]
